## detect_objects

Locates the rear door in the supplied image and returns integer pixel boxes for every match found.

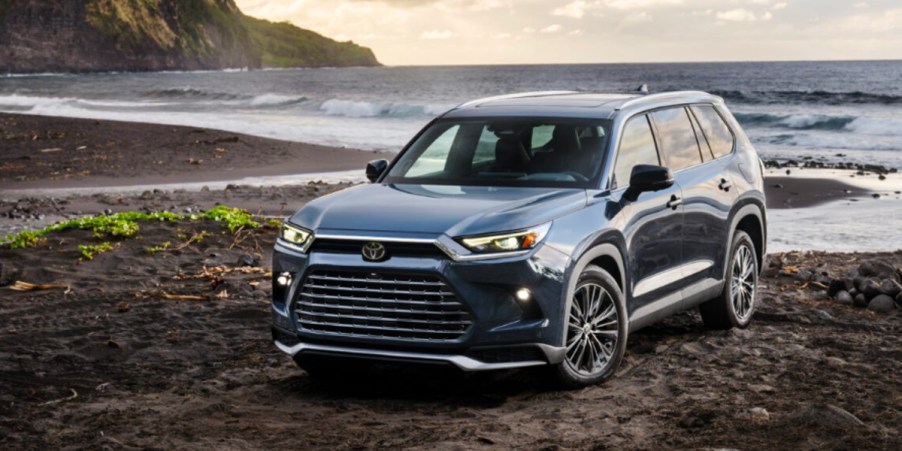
[651,106,738,291]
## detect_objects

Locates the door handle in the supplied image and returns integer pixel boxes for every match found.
[718,178,732,192]
[666,195,682,210]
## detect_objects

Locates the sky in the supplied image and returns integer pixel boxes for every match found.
[234,0,902,66]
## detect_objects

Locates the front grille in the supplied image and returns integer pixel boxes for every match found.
[294,270,473,341]
[308,239,448,259]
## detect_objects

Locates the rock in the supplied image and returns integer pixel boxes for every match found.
[860,279,882,300]
[795,269,814,282]
[867,295,895,313]
[225,184,239,191]
[748,407,770,422]
[814,309,833,320]
[853,293,868,308]
[879,279,901,297]
[834,290,853,305]
[772,183,783,189]
[827,279,851,296]
[848,287,859,297]
[896,292,902,307]
[853,276,865,290]
[858,261,897,280]
[789,404,864,427]
[236,254,257,267]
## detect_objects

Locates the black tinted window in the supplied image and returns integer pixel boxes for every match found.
[613,115,659,189]
[690,105,735,158]
[650,107,702,171]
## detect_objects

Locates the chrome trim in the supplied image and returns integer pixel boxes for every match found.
[633,259,714,298]
[305,232,536,262]
[314,233,436,244]
[276,340,554,371]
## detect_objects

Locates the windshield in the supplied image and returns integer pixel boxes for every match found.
[384,118,611,188]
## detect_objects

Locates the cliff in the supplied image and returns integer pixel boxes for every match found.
[0,0,380,73]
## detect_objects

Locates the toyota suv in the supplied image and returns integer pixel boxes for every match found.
[271,91,766,387]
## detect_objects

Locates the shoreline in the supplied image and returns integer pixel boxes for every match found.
[3,113,901,253]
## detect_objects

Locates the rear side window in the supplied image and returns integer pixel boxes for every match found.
[690,105,735,158]
[650,107,703,171]
[613,115,659,189]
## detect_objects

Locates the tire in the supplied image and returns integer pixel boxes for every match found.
[552,265,628,388]
[700,230,759,330]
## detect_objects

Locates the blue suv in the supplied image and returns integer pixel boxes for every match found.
[271,91,766,387]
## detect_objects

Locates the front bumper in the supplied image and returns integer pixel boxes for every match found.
[274,339,565,371]
[271,231,571,370]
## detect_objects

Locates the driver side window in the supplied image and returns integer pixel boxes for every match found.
[613,115,659,189]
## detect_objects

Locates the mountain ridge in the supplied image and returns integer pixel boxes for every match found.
[0,0,380,74]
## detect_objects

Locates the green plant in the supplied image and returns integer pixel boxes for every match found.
[79,242,115,260]
[145,241,171,254]
[202,205,260,233]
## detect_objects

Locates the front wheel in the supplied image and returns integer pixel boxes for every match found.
[552,265,628,388]
[700,230,759,329]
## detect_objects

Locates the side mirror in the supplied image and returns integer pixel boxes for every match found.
[623,164,674,201]
[365,159,389,183]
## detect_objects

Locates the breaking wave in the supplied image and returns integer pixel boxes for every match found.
[319,99,451,118]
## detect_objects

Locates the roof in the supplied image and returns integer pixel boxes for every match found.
[442,90,722,120]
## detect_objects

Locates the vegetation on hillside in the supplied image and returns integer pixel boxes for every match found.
[80,0,378,67]
[242,16,379,68]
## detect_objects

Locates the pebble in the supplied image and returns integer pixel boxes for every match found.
[853,293,868,308]
[867,295,895,313]
[824,356,846,368]
[896,292,902,307]
[835,290,853,305]
[827,279,851,296]
[748,407,770,422]
[772,184,783,189]
[860,279,882,299]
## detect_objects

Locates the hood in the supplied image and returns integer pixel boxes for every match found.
[290,183,588,237]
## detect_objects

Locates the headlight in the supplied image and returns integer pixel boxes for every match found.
[279,223,313,252]
[458,223,551,254]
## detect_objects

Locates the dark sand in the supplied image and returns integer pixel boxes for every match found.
[0,113,382,190]
[0,220,900,449]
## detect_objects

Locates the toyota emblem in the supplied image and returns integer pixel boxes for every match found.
[361,242,387,261]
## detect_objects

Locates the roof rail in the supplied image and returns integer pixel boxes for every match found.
[614,90,712,111]
[456,91,578,109]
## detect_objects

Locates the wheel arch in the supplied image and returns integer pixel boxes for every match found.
[726,200,766,277]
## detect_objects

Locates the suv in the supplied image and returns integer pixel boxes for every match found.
[271,91,766,387]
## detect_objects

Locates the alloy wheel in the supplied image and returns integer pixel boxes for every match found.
[731,243,756,322]
[565,282,620,376]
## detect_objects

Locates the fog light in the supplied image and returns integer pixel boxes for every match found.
[276,272,292,286]
[515,288,531,302]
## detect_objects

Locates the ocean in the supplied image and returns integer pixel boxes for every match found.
[1,61,901,169]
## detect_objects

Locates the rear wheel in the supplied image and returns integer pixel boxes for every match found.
[553,265,627,388]
[700,230,759,329]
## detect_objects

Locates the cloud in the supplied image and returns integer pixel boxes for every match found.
[602,0,682,10]
[553,1,589,19]
[420,29,454,39]
[716,8,767,22]
[540,24,564,33]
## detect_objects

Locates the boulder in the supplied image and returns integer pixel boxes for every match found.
[860,279,882,300]
[827,278,852,296]
[879,279,902,297]
[788,404,864,427]
[858,261,898,281]
[867,295,895,313]
[835,290,853,305]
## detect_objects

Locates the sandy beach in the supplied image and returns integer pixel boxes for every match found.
[2,114,901,449]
